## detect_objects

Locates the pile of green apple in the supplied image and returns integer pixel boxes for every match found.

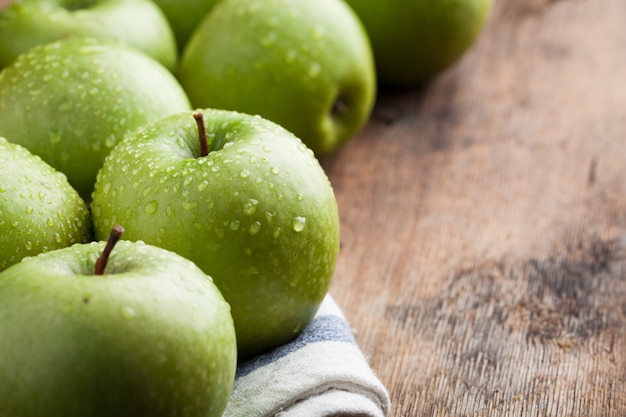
[0,0,492,415]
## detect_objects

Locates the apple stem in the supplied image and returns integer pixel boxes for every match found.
[193,112,210,157]
[94,224,125,276]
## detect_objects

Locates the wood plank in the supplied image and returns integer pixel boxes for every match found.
[321,0,626,415]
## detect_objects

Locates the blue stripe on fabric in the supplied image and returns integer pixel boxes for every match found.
[235,314,355,378]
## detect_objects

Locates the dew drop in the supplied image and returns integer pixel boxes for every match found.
[292,216,306,232]
[144,201,158,214]
[270,167,280,175]
[243,199,259,215]
[25,206,33,215]
[182,200,198,210]
[120,306,136,319]
[48,130,62,144]
[308,62,321,78]
[248,221,261,235]
[46,218,55,228]
[197,181,208,192]
[229,220,240,231]
[239,168,251,179]
[166,206,175,218]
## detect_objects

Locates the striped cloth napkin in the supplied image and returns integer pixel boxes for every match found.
[223,294,391,417]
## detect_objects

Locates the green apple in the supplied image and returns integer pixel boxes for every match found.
[90,109,340,358]
[177,0,376,156]
[0,0,178,70]
[0,37,191,200]
[151,0,221,52]
[344,0,493,87]
[0,225,237,417]
[0,136,92,272]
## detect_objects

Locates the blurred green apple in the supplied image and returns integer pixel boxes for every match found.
[0,37,191,200]
[91,109,340,358]
[151,0,221,52]
[344,0,493,86]
[0,0,178,70]
[0,227,237,417]
[0,136,92,271]
[177,0,376,156]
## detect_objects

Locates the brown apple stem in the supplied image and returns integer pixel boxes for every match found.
[193,112,209,157]
[94,224,124,276]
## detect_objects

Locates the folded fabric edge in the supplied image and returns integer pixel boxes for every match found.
[225,340,390,417]
[275,389,387,417]
[224,294,391,417]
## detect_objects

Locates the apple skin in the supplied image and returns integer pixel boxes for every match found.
[151,0,221,52]
[0,137,92,272]
[0,239,237,417]
[177,0,376,156]
[0,0,178,70]
[344,0,493,87]
[91,109,340,358]
[0,37,191,200]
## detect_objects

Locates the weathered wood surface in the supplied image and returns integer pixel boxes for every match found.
[321,0,626,415]
[0,0,623,415]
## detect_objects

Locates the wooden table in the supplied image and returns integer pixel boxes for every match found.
[320,0,626,415]
[1,0,623,415]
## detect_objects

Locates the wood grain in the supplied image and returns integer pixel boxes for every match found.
[320,0,626,415]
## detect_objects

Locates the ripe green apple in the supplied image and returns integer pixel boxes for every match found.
[90,109,340,358]
[0,136,92,272]
[0,37,191,200]
[0,0,178,70]
[344,0,493,87]
[0,226,237,417]
[177,0,376,156]
[151,0,221,52]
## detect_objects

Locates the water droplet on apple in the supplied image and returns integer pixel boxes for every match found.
[197,181,208,192]
[292,216,306,232]
[182,200,198,211]
[25,206,33,215]
[270,167,280,175]
[296,193,304,201]
[166,206,175,218]
[104,135,117,148]
[229,220,240,231]
[285,50,297,64]
[273,227,282,238]
[261,31,277,48]
[248,221,261,235]
[24,241,33,251]
[239,168,251,179]
[308,63,321,78]
[144,201,158,214]
[120,306,136,319]
[48,130,62,144]
[243,199,259,215]
[46,218,55,228]
[183,176,194,187]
